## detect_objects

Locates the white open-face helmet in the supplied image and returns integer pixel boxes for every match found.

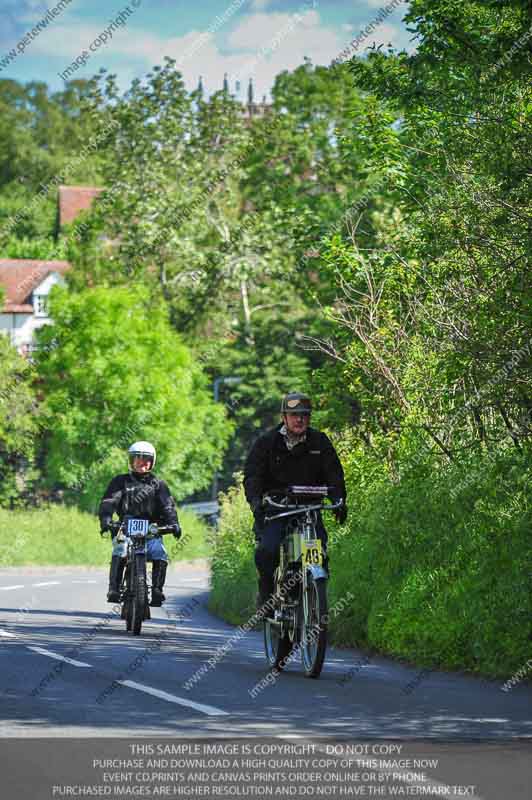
[128,441,156,473]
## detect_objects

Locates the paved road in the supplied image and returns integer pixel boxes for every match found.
[0,566,531,799]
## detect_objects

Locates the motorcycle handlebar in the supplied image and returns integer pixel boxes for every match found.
[263,494,343,511]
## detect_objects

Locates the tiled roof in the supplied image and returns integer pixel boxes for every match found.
[0,259,70,313]
[58,185,103,227]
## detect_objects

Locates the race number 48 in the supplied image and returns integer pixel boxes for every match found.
[303,539,322,566]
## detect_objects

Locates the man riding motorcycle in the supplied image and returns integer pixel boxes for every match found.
[244,392,347,609]
[98,441,181,606]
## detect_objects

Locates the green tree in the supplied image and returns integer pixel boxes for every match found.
[315,0,532,459]
[0,77,101,245]
[63,63,346,489]
[0,326,40,506]
[34,284,233,511]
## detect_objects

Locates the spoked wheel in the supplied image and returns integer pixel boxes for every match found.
[300,575,328,678]
[263,569,293,671]
[124,600,132,631]
[131,554,147,636]
[124,563,133,632]
[264,616,293,672]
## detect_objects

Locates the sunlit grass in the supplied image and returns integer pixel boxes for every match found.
[0,505,212,566]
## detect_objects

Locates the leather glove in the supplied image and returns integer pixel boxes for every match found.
[334,504,348,525]
[171,522,182,540]
[100,517,112,535]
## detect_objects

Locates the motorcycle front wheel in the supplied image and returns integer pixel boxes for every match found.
[123,562,133,632]
[131,554,147,636]
[300,575,328,678]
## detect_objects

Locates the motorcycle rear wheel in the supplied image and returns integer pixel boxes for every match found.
[264,617,293,672]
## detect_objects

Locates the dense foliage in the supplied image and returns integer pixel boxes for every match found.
[209,0,532,677]
[34,285,232,511]
[211,445,531,677]
[314,0,532,457]
[0,329,40,506]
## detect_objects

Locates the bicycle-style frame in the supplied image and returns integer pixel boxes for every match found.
[262,486,342,678]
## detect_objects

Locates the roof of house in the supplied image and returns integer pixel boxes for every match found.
[0,259,70,313]
[58,185,104,227]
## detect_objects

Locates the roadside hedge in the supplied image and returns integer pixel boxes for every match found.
[209,445,532,678]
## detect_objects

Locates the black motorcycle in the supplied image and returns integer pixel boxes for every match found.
[262,486,343,678]
[108,519,173,635]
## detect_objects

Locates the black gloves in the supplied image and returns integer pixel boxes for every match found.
[171,522,182,540]
[100,517,112,535]
[334,503,348,525]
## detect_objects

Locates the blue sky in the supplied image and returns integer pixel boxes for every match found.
[1,0,413,98]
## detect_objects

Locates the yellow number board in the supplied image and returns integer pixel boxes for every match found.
[303,539,323,567]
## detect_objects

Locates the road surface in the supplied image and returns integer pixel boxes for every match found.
[0,565,530,799]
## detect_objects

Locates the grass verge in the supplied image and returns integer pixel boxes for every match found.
[0,504,212,566]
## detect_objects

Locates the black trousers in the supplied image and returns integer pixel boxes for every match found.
[254,514,328,587]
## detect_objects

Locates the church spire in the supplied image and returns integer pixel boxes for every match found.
[197,75,204,99]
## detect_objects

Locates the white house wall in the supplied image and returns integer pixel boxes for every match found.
[0,271,66,352]
[0,312,41,350]
[35,272,64,296]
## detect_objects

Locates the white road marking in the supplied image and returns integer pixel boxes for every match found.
[118,680,228,717]
[431,715,508,723]
[0,629,17,638]
[28,646,93,668]
[31,581,60,587]
[0,585,24,591]
[71,580,98,584]
[171,628,226,638]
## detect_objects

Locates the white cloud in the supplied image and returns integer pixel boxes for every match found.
[38,9,344,98]
[366,0,406,10]
[30,21,162,60]
[34,6,408,97]
[360,22,405,49]
[228,11,308,51]
[223,9,343,93]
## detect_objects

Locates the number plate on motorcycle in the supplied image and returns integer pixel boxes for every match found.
[126,518,149,536]
[303,539,323,566]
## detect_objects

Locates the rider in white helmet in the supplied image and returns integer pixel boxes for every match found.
[99,441,181,606]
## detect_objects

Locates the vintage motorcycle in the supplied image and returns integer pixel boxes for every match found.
[261,486,343,678]
[107,519,173,635]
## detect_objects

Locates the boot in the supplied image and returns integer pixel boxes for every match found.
[150,560,167,607]
[107,556,125,603]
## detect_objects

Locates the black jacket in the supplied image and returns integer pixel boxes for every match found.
[98,472,179,526]
[243,424,346,508]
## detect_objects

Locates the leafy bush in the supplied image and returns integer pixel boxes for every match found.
[34,284,233,512]
[0,334,41,506]
[208,478,257,624]
[210,444,532,678]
